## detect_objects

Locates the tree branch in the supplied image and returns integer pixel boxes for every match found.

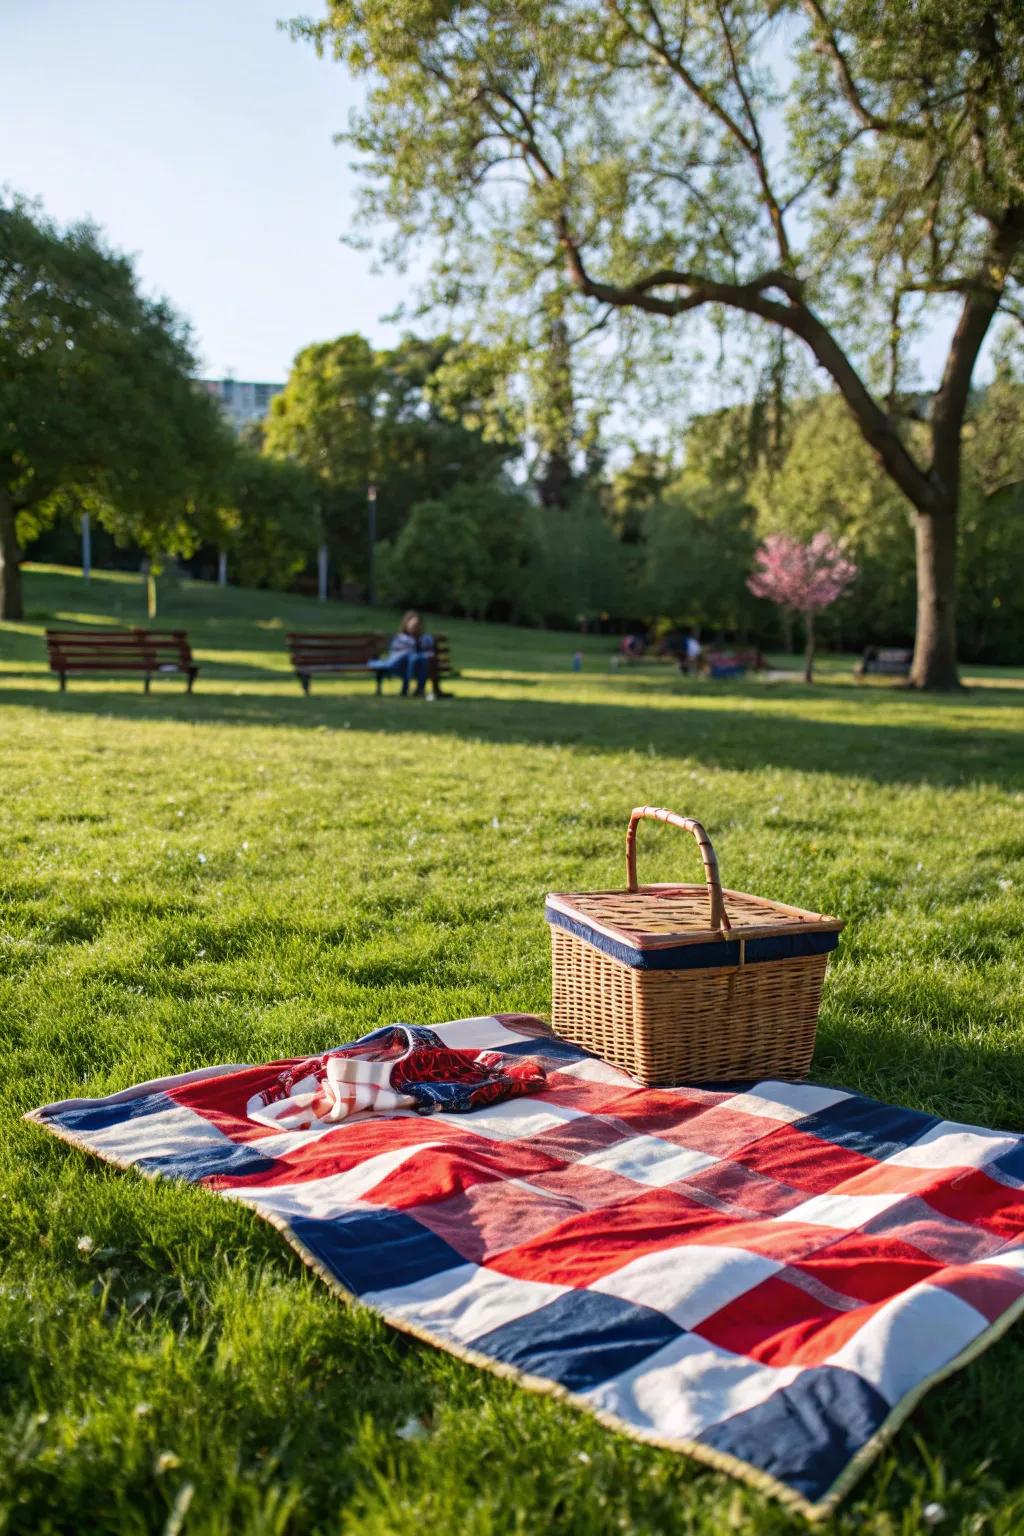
[799,0,926,140]
[642,164,742,264]
[712,0,791,265]
[983,477,1024,502]
[557,224,935,508]
[570,305,618,346]
[607,0,792,265]
[899,276,988,296]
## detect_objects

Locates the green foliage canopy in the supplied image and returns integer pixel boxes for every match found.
[522,491,629,625]
[746,396,916,643]
[218,450,320,591]
[0,198,233,620]
[378,478,532,617]
[293,0,1024,686]
[263,332,519,584]
[642,487,758,632]
[665,378,1024,660]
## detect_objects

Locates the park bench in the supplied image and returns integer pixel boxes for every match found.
[46,630,199,692]
[287,632,454,695]
[855,646,912,679]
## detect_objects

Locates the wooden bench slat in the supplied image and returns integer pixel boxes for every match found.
[286,631,452,694]
[46,660,186,669]
[47,645,191,652]
[46,631,189,638]
[46,629,199,694]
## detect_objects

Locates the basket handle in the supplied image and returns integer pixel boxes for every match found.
[625,807,731,932]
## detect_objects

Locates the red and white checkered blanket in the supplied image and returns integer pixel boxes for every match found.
[28,1014,1024,1520]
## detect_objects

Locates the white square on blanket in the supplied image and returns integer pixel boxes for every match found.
[579,1135,717,1186]
[780,1191,908,1230]
[883,1121,1019,1171]
[584,1329,799,1439]
[724,1082,851,1124]
[825,1281,988,1406]
[363,1262,568,1344]
[428,1016,539,1050]
[430,1098,584,1142]
[84,1104,229,1162]
[986,1245,1024,1276]
[554,1056,633,1086]
[592,1243,782,1330]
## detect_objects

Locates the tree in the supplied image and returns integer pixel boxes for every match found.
[957,355,1024,660]
[644,487,758,631]
[748,531,857,681]
[604,451,674,544]
[375,334,520,530]
[217,450,319,590]
[377,478,532,617]
[522,490,628,625]
[0,199,232,621]
[263,333,518,586]
[262,334,378,583]
[746,395,916,647]
[957,475,1024,661]
[531,290,578,508]
[295,0,1024,687]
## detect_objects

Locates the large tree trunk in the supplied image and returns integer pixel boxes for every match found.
[0,487,23,622]
[910,499,960,690]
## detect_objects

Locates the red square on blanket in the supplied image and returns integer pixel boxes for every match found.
[413,1179,587,1265]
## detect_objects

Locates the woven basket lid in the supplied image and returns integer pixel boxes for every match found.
[545,807,842,960]
[546,883,842,950]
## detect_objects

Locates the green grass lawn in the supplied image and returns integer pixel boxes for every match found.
[2,564,1024,1535]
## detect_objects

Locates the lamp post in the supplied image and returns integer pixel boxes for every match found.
[367,483,377,607]
[81,511,91,583]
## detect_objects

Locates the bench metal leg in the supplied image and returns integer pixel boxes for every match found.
[144,675,151,694]
[59,672,67,692]
[375,673,384,696]
[187,670,197,694]
[299,672,311,696]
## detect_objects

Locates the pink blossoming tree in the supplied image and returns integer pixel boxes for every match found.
[748,532,857,684]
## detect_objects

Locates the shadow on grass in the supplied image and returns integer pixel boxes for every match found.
[2,683,1022,788]
[813,1008,1024,1127]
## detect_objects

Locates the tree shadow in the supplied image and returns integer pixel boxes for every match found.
[813,1003,1024,1130]
[3,683,1022,788]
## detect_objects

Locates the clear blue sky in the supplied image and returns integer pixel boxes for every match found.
[3,0,968,398]
[1,0,412,382]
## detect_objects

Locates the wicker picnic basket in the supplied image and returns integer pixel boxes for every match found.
[545,806,843,1086]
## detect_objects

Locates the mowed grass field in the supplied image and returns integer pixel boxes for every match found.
[2,564,1024,1536]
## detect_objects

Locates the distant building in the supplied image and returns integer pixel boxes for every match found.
[200,378,284,431]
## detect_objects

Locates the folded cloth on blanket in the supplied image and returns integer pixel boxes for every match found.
[247,1025,547,1130]
[26,1014,1024,1522]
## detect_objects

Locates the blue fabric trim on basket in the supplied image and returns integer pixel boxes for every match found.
[544,906,839,972]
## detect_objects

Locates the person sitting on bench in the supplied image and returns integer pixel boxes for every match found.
[377,611,452,698]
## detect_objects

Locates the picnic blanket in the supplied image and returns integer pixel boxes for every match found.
[27,1014,1024,1520]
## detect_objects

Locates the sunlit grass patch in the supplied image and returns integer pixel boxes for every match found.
[2,567,1024,1533]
